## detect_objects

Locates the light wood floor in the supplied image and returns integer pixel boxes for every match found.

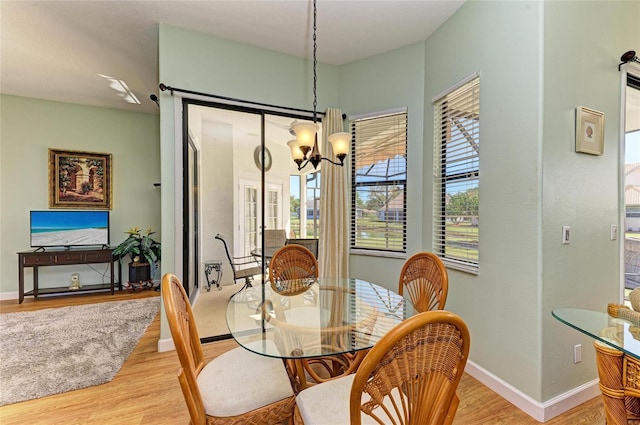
[0,291,606,424]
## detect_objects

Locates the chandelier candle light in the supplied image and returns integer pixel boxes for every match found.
[287,0,350,171]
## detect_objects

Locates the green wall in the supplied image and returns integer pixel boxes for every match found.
[541,1,639,400]
[339,42,426,287]
[156,1,638,407]
[424,0,543,398]
[420,0,638,404]
[0,95,160,295]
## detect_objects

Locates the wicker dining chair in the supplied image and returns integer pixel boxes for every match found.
[161,273,295,425]
[294,310,470,425]
[398,252,449,313]
[285,238,319,259]
[269,244,318,290]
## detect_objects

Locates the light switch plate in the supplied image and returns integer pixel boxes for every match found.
[562,226,570,244]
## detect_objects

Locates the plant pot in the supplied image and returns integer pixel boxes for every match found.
[129,262,151,283]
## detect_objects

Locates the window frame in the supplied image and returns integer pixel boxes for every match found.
[433,74,480,274]
[349,108,408,257]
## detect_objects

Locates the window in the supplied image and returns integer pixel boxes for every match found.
[433,75,480,274]
[289,171,321,238]
[306,172,321,238]
[266,189,279,229]
[350,109,407,254]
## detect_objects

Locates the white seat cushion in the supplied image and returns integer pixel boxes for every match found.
[197,344,294,417]
[296,373,405,425]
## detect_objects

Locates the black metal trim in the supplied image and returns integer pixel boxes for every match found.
[159,83,326,117]
[200,334,233,344]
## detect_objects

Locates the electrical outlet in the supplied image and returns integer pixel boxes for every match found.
[562,226,570,245]
[574,344,582,363]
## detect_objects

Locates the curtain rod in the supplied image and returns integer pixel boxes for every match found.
[159,83,327,117]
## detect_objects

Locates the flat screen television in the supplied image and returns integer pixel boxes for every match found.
[30,210,110,248]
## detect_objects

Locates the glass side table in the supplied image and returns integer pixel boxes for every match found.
[204,260,223,291]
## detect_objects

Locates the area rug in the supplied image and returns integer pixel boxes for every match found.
[0,297,159,406]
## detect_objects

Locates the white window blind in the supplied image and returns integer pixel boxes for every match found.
[433,77,480,273]
[350,110,407,253]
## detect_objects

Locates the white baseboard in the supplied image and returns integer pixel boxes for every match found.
[0,292,18,301]
[465,360,600,422]
[158,337,175,353]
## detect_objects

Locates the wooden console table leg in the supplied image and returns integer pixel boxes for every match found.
[110,259,115,295]
[33,266,39,298]
[18,261,24,304]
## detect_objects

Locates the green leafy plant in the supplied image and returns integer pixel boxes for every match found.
[112,226,161,265]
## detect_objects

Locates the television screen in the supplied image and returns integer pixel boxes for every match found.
[30,211,110,248]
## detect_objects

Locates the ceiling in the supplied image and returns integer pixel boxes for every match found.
[0,0,465,114]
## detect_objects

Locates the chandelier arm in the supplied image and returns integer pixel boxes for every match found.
[296,156,345,171]
[320,157,345,166]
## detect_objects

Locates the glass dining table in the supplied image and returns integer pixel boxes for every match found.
[552,307,640,359]
[226,277,407,392]
[553,307,640,425]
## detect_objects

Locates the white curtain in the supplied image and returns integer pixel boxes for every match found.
[319,108,349,278]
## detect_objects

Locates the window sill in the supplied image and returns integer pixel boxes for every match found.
[350,249,406,259]
[441,258,479,275]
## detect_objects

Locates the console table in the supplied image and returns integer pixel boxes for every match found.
[17,248,120,304]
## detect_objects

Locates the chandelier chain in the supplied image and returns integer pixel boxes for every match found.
[312,0,317,123]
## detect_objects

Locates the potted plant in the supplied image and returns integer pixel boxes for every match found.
[112,226,161,283]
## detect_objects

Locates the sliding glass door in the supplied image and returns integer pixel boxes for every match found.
[182,99,320,340]
[623,66,640,298]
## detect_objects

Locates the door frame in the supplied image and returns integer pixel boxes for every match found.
[619,63,640,301]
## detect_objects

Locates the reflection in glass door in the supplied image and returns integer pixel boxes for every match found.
[239,180,283,252]
[266,189,279,229]
[239,181,258,257]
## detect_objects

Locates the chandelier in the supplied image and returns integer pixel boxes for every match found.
[287,0,350,171]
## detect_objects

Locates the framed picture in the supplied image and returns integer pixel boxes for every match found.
[575,106,605,155]
[48,149,112,209]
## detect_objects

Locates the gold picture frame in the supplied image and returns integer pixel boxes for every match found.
[575,106,605,155]
[48,149,112,209]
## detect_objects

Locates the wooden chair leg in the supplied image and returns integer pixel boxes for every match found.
[443,392,460,425]
[293,405,304,425]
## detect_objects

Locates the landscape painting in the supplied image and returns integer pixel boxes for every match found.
[48,149,112,209]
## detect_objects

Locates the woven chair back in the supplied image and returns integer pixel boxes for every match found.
[264,229,287,250]
[398,252,448,312]
[349,310,470,425]
[269,245,318,289]
[162,273,208,425]
[285,238,319,259]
